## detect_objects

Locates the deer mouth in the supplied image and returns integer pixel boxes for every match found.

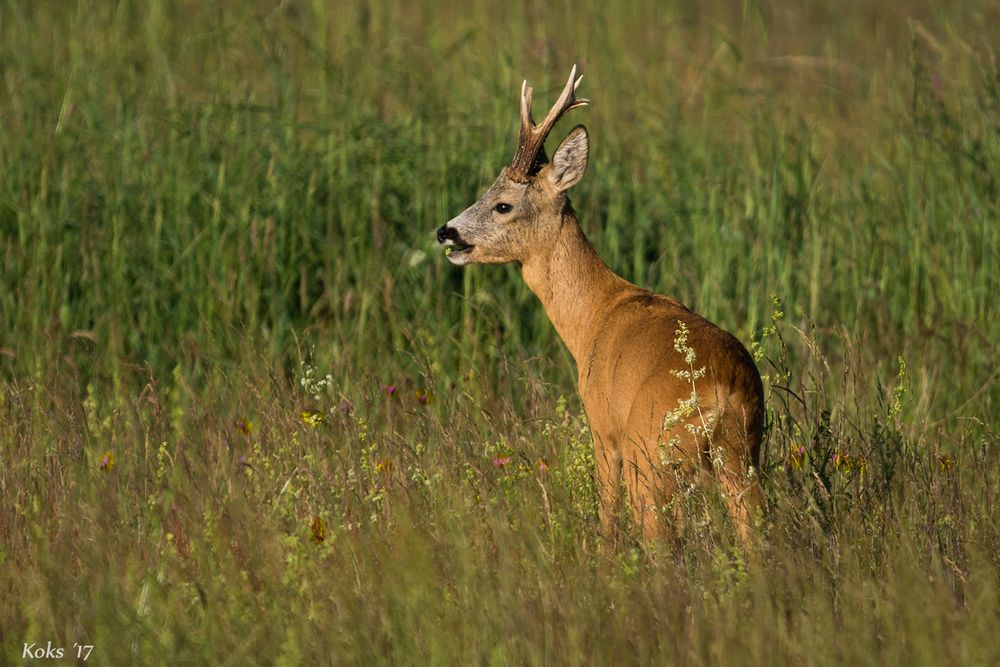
[443,242,474,261]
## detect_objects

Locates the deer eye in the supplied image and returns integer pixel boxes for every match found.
[494,202,513,214]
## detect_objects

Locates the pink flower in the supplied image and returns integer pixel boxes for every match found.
[492,456,512,468]
[384,384,398,398]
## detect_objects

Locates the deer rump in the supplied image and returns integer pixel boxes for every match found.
[578,291,764,540]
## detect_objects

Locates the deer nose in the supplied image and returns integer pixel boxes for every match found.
[437,225,459,244]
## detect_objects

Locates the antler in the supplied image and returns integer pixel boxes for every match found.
[508,64,589,182]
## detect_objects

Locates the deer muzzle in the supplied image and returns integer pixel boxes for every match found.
[436,224,474,264]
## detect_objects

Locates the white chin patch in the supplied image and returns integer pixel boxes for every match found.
[446,249,473,265]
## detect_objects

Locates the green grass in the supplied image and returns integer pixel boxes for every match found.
[1,0,998,664]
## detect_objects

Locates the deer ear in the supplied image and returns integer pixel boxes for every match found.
[547,125,589,192]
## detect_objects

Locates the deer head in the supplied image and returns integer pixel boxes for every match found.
[437,65,590,265]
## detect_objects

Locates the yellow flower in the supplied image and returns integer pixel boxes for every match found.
[376,457,393,475]
[300,409,324,428]
[937,454,955,473]
[789,444,805,470]
[310,516,327,544]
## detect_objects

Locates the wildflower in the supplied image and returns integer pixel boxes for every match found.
[299,361,334,401]
[537,458,550,474]
[834,451,852,473]
[672,320,697,366]
[937,454,955,474]
[888,356,908,419]
[376,456,393,475]
[98,451,115,472]
[414,389,431,405]
[492,456,512,468]
[310,516,327,544]
[384,384,398,398]
[236,454,251,471]
[235,419,253,435]
[789,444,806,470]
[834,451,868,475]
[300,409,324,428]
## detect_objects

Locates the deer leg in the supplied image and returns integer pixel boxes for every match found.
[593,435,623,543]
[706,412,762,547]
[717,462,762,547]
[621,448,661,540]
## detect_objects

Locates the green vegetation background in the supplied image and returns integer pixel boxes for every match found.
[1,0,998,664]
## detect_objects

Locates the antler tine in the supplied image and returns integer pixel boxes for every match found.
[536,65,588,133]
[509,64,589,181]
[519,79,533,127]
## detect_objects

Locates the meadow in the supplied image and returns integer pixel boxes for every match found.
[1,0,999,664]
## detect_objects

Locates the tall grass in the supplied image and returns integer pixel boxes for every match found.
[1,0,998,664]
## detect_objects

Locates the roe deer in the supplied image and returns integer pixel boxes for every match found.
[437,66,764,543]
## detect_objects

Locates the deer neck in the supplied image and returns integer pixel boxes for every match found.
[521,210,626,366]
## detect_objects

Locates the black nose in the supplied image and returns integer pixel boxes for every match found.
[437,225,459,244]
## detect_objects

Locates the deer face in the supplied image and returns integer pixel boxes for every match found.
[437,126,589,266]
[437,66,590,267]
